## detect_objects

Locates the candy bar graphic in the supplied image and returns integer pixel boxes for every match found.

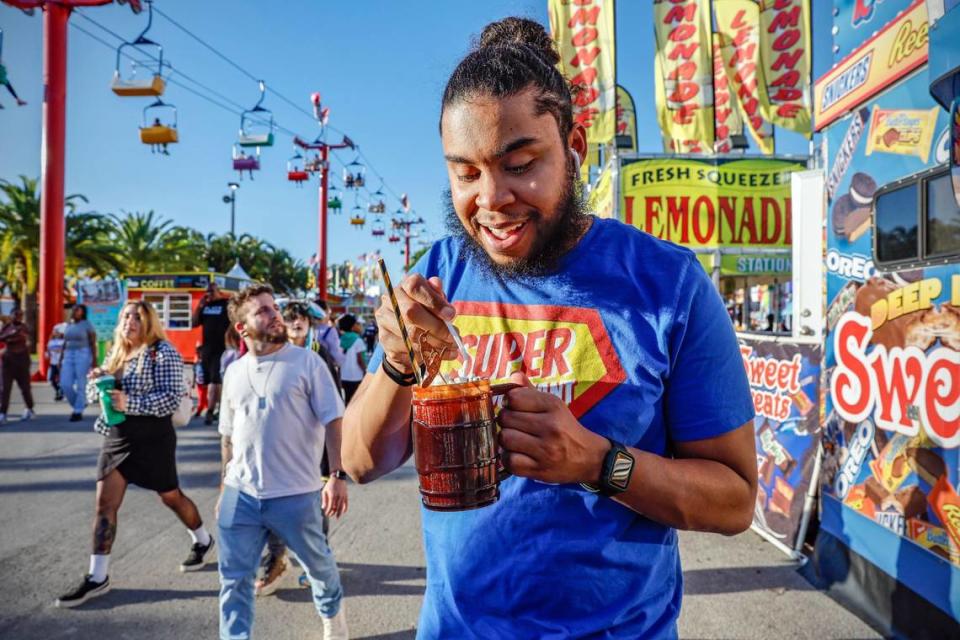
[880,485,927,520]
[929,475,960,550]
[906,448,947,486]
[827,107,870,201]
[770,477,795,517]
[827,281,858,332]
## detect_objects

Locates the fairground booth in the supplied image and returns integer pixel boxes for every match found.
[802,0,960,635]
[580,1,959,634]
[125,270,254,363]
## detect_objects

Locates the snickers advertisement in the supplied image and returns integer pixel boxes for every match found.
[740,338,822,550]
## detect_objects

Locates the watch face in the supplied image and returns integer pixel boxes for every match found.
[608,451,634,492]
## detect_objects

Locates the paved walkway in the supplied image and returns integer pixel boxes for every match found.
[0,383,880,639]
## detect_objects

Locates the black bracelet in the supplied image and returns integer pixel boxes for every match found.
[381,358,416,386]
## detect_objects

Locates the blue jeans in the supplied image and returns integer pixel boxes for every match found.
[61,348,92,413]
[217,486,343,640]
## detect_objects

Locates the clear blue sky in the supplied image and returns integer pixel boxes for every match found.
[0,1,831,281]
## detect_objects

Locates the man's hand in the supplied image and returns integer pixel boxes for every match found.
[321,478,348,518]
[374,274,458,373]
[108,390,128,412]
[497,372,609,485]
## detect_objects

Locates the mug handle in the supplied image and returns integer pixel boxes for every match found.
[490,382,522,481]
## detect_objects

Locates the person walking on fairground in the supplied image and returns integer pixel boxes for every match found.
[45,323,66,401]
[342,17,757,639]
[192,281,231,425]
[192,342,209,418]
[252,301,349,597]
[0,309,35,422]
[61,304,97,421]
[337,314,365,404]
[313,298,345,373]
[217,285,348,640]
[55,301,213,608]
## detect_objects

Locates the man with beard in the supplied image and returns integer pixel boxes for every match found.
[342,17,756,639]
[217,285,348,640]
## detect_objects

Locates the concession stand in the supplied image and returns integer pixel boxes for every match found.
[802,0,960,635]
[125,271,253,363]
[608,155,826,560]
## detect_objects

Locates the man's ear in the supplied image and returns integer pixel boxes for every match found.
[234,321,246,338]
[567,123,588,161]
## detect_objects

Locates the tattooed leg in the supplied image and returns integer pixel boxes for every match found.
[92,470,127,554]
[93,516,117,554]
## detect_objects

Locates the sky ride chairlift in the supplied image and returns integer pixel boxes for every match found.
[371,218,386,237]
[111,0,166,97]
[238,80,274,148]
[287,150,308,186]
[140,99,177,154]
[233,145,260,180]
[343,157,365,189]
[350,200,366,227]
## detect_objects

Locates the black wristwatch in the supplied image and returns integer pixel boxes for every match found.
[329,470,348,481]
[580,438,635,496]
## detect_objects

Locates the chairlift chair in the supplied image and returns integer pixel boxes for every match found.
[287,151,308,185]
[328,196,342,213]
[232,144,260,180]
[388,233,400,243]
[371,220,386,237]
[111,0,166,96]
[238,80,275,147]
[139,99,177,153]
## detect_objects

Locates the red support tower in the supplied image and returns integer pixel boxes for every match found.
[2,0,131,377]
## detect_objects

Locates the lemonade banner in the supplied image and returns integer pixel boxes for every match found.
[758,0,812,136]
[620,158,803,249]
[654,0,715,153]
[616,84,638,153]
[714,0,776,154]
[549,0,617,144]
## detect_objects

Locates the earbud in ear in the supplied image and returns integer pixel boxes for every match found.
[570,148,582,175]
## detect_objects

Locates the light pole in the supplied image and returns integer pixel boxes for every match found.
[223,182,239,236]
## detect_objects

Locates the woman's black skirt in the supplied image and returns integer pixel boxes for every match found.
[96,414,179,493]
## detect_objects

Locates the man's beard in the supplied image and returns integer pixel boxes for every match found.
[443,164,589,278]
[247,323,288,345]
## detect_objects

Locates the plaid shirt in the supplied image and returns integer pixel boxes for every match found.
[88,340,185,436]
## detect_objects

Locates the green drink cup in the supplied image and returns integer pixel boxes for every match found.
[95,375,125,425]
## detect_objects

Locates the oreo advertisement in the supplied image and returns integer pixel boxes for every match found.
[821,67,960,590]
[741,338,822,553]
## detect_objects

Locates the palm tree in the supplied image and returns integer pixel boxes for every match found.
[66,212,125,278]
[106,210,204,274]
[0,176,89,332]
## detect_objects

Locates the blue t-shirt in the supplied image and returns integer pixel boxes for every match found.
[370,217,754,639]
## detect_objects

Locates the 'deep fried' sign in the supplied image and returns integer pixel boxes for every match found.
[619,158,803,249]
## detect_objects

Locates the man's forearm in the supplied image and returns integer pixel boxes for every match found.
[610,449,756,535]
[324,418,344,473]
[341,369,416,483]
[219,435,232,490]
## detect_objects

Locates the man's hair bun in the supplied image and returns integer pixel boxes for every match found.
[477,17,560,67]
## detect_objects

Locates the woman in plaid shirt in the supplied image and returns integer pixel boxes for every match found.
[56,301,214,608]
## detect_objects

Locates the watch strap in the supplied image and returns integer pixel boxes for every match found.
[580,438,635,496]
[381,358,416,386]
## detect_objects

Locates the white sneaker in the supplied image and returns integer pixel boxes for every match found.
[321,603,349,640]
[21,409,34,421]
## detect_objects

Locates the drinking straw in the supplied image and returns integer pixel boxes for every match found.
[444,319,472,379]
[378,258,424,386]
